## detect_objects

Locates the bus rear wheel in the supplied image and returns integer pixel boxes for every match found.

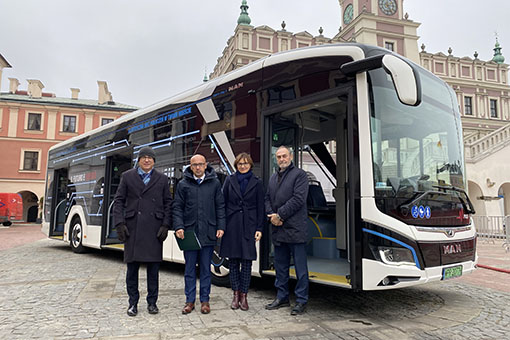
[210,245,231,287]
[2,221,12,226]
[70,218,86,253]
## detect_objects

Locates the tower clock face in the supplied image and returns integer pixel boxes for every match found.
[379,0,397,16]
[343,4,354,25]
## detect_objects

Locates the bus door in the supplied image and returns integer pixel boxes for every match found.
[102,153,132,244]
[261,88,355,288]
[49,168,69,238]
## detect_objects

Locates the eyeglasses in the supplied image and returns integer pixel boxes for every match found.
[139,156,153,161]
[238,162,250,167]
[190,163,206,168]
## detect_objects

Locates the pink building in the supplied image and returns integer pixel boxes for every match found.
[0,55,137,222]
[212,0,510,219]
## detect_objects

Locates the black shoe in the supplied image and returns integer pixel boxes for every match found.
[147,304,159,314]
[127,305,138,316]
[265,298,290,310]
[291,302,306,315]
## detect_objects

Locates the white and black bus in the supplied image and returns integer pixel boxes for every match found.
[42,43,477,290]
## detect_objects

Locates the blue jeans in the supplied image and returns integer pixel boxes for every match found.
[184,246,214,303]
[126,261,160,306]
[274,242,309,304]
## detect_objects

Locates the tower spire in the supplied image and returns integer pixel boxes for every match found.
[492,35,505,64]
[237,0,251,26]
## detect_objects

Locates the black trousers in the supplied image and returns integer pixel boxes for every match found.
[126,261,160,306]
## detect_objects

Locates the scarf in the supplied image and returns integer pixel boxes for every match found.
[236,170,253,195]
[137,167,152,185]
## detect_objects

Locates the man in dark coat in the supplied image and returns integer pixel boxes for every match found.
[113,146,172,317]
[173,154,225,315]
[264,145,309,315]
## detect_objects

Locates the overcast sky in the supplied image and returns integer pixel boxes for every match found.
[1,0,509,108]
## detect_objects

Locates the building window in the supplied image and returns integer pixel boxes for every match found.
[63,115,77,132]
[435,62,445,74]
[242,33,249,49]
[464,97,473,115]
[258,37,271,50]
[461,66,471,77]
[487,69,496,80]
[385,42,394,51]
[490,99,498,118]
[101,118,114,126]
[27,113,42,130]
[23,151,39,171]
[281,39,288,51]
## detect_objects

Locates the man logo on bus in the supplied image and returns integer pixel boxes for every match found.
[228,82,244,92]
[443,243,462,255]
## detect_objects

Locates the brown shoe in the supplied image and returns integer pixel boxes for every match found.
[231,290,240,310]
[201,302,210,314]
[182,302,194,314]
[239,292,249,311]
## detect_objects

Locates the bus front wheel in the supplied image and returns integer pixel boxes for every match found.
[2,221,12,226]
[70,218,86,253]
[210,245,231,287]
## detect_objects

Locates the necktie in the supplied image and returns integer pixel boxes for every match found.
[197,178,202,185]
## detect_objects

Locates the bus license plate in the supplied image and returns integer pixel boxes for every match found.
[442,265,463,280]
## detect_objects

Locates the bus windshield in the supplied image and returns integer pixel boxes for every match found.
[369,66,470,226]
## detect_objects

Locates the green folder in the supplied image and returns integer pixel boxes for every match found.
[175,230,201,251]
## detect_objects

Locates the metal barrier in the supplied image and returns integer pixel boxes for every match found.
[473,215,510,252]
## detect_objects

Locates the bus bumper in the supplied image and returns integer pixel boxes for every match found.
[362,257,477,290]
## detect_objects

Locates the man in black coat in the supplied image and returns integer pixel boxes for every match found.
[264,146,309,315]
[113,147,172,317]
[173,154,225,315]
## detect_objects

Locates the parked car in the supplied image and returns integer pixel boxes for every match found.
[0,193,23,226]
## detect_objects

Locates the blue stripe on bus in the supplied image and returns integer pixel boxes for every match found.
[362,228,421,269]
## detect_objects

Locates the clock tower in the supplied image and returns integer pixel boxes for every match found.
[336,0,420,63]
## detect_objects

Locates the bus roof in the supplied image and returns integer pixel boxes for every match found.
[49,43,373,153]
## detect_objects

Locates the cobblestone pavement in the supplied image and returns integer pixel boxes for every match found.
[0,223,45,251]
[0,236,509,339]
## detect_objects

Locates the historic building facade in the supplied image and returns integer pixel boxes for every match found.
[0,55,137,221]
[211,0,510,218]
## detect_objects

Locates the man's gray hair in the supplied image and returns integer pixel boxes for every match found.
[276,145,293,155]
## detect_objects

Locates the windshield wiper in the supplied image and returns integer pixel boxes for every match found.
[398,190,446,216]
[432,184,476,214]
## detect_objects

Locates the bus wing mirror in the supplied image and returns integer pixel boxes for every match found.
[340,54,421,106]
[381,54,421,107]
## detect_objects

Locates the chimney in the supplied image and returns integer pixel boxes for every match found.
[9,78,20,94]
[70,88,80,99]
[27,79,44,98]
[97,80,113,104]
[0,53,12,92]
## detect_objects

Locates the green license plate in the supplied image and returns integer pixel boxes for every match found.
[442,265,463,280]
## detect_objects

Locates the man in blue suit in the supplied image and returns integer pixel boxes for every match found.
[264,146,309,315]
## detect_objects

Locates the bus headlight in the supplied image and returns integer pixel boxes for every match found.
[378,246,415,266]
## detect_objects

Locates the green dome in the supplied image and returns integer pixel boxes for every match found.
[237,0,251,25]
[492,39,505,64]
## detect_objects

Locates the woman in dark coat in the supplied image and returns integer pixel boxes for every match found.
[219,152,264,311]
